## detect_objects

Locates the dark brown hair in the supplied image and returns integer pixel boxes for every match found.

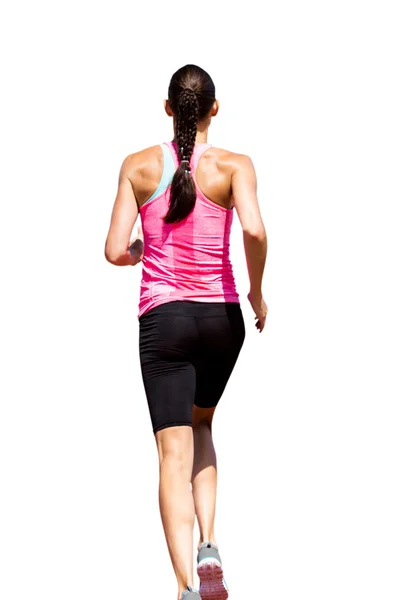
[163,64,216,224]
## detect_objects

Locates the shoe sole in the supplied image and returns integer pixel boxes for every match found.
[197,559,228,600]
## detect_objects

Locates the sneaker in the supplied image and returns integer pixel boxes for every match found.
[197,542,229,600]
[181,585,202,599]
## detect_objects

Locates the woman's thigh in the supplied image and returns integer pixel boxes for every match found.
[193,303,246,408]
[139,302,198,434]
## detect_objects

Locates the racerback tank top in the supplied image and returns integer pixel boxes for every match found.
[137,141,240,318]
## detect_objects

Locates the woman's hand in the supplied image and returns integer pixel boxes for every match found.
[128,224,144,265]
[247,290,268,332]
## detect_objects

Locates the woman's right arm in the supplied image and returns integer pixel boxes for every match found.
[231,154,268,332]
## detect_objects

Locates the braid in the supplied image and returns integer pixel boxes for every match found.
[176,89,198,167]
[163,89,199,224]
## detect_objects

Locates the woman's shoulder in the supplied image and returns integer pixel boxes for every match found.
[121,144,164,179]
[125,143,163,164]
[206,145,252,163]
[202,145,253,177]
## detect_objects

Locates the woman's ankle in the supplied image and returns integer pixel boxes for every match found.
[178,583,195,599]
[198,535,217,549]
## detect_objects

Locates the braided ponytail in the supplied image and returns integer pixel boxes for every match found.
[163,64,216,224]
[164,89,198,224]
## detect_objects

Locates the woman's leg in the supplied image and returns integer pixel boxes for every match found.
[155,425,196,600]
[191,304,245,552]
[191,406,218,549]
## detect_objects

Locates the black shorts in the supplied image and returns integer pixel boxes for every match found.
[139,301,246,434]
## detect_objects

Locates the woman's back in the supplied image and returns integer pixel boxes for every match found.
[129,141,238,211]
[131,141,242,318]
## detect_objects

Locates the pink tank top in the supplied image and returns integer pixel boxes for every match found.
[137,141,240,318]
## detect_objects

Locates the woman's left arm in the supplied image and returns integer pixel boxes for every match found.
[104,155,143,266]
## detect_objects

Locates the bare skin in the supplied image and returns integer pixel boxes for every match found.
[191,406,218,550]
[155,425,196,597]
[155,407,218,600]
[105,101,268,598]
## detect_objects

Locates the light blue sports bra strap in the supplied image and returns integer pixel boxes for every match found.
[143,143,176,205]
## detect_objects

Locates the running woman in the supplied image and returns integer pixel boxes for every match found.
[105,64,268,600]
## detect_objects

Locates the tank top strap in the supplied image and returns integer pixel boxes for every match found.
[164,141,179,169]
[190,143,212,191]
[190,143,212,170]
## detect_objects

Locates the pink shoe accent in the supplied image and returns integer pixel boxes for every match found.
[197,560,228,600]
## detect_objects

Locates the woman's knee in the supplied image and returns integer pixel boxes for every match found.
[156,425,194,471]
[192,406,216,430]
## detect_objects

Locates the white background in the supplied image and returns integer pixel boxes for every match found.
[1,1,399,598]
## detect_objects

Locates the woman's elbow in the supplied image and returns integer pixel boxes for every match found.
[104,241,122,264]
[244,225,267,242]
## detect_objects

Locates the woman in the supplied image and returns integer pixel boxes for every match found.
[105,64,268,600]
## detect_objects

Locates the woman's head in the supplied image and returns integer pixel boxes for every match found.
[163,64,218,224]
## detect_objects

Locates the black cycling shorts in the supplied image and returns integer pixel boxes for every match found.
[139,301,246,434]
